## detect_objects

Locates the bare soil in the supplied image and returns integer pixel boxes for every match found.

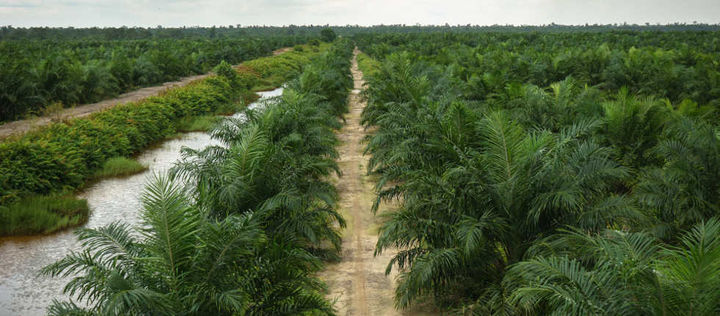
[272,47,293,55]
[0,47,293,140]
[319,50,437,316]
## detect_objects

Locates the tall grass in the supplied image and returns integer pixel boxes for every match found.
[176,115,220,132]
[0,196,89,236]
[92,156,147,179]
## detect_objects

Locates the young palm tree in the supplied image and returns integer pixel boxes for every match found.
[364,55,636,309]
[636,117,720,240]
[504,218,720,316]
[43,40,356,316]
[43,176,334,315]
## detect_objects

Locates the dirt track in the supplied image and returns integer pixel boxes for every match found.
[318,48,399,316]
[0,47,292,139]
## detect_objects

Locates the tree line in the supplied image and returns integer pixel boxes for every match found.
[0,34,315,122]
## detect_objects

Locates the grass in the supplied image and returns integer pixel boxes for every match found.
[0,195,90,236]
[93,156,148,179]
[176,115,220,132]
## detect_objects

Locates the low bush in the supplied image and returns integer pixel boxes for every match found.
[0,75,237,204]
[243,44,326,89]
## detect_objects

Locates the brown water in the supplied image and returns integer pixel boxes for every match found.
[0,88,283,316]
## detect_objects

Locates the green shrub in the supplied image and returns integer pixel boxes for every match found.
[320,28,337,42]
[0,75,237,204]
[243,44,325,87]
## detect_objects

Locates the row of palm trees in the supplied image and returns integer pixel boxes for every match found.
[361,51,720,314]
[0,37,313,122]
[42,39,354,315]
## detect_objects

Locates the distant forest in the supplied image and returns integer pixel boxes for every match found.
[2,23,720,40]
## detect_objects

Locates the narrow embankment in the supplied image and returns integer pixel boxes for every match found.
[319,49,400,315]
[0,47,292,139]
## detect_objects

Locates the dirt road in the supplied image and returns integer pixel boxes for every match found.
[318,50,399,316]
[0,47,292,139]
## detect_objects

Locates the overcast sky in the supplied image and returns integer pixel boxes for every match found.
[1,0,719,27]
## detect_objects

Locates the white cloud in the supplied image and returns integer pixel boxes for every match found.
[0,0,718,27]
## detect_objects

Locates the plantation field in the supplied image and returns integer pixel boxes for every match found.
[0,33,313,122]
[0,41,328,236]
[356,29,720,314]
[1,25,719,315]
[38,37,355,315]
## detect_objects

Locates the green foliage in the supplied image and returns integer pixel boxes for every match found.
[175,115,220,133]
[0,34,318,122]
[504,218,720,315]
[42,176,335,315]
[356,52,380,78]
[44,40,354,315]
[0,45,326,235]
[0,195,89,236]
[320,28,337,42]
[357,29,720,312]
[92,156,147,179]
[636,118,720,239]
[212,60,239,86]
[0,75,236,204]
[243,44,326,89]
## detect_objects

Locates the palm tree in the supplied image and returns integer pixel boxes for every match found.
[636,117,720,240]
[172,82,347,257]
[504,218,720,316]
[363,55,636,308]
[42,175,334,315]
[600,88,670,169]
[42,40,356,315]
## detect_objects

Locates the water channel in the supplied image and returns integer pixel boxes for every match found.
[0,87,284,315]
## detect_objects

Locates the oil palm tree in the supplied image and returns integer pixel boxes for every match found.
[636,118,720,239]
[504,218,720,316]
[43,175,335,315]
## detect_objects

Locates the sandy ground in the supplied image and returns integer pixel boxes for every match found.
[272,47,293,55]
[318,50,437,316]
[0,47,292,139]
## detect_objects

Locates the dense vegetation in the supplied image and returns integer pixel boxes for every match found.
[42,39,353,315]
[3,25,720,314]
[0,34,317,121]
[357,30,720,314]
[0,45,325,236]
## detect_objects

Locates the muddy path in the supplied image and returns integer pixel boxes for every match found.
[319,50,435,316]
[0,47,292,139]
